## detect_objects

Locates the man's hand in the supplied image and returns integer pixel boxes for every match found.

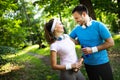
[82,47,92,54]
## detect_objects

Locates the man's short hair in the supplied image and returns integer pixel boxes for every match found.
[72,4,88,15]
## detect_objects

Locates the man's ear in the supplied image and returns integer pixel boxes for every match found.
[82,12,86,17]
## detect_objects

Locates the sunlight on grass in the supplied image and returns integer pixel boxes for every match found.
[31,45,82,56]
[0,63,24,75]
[30,47,50,56]
[15,44,39,56]
[6,45,39,58]
[0,45,39,75]
[113,34,120,40]
[76,45,81,48]
[46,75,52,80]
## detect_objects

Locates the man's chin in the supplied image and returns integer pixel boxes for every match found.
[78,22,81,25]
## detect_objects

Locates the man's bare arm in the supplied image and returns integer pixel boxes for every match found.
[97,37,114,51]
[82,37,114,54]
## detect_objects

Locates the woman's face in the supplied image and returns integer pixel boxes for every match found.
[54,20,64,33]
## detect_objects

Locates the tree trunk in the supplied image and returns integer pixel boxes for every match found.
[79,0,96,20]
[117,0,120,20]
[117,0,120,31]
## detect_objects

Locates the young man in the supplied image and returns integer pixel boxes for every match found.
[70,4,114,80]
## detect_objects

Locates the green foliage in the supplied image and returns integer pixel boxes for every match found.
[0,0,119,50]
[110,19,119,33]
[34,0,79,18]
[92,0,119,33]
[92,0,118,13]
[16,0,46,48]
[0,0,27,49]
[0,18,27,49]
[0,0,46,49]
[0,56,7,65]
[0,46,17,65]
[0,0,18,15]
[95,9,119,33]
[0,46,17,54]
[112,34,120,49]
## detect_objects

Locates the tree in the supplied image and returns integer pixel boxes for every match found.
[117,0,120,30]
[0,0,27,48]
[79,0,96,20]
[0,0,119,49]
[92,0,120,33]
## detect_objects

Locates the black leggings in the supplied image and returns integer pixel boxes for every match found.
[85,62,114,80]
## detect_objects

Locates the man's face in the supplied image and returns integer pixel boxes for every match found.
[72,11,85,25]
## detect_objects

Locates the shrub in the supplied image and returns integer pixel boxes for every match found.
[0,46,17,55]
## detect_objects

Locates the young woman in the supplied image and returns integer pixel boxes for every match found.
[44,18,85,80]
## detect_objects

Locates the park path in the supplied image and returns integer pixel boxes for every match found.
[28,52,51,65]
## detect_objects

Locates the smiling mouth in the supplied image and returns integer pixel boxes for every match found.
[77,21,81,24]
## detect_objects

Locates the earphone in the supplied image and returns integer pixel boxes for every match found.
[82,25,86,29]
[81,18,92,29]
[54,35,65,41]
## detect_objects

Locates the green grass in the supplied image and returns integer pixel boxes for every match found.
[0,34,120,80]
[0,45,59,80]
[30,47,50,56]
[109,34,120,80]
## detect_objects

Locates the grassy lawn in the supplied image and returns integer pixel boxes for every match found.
[0,35,120,80]
[0,45,59,80]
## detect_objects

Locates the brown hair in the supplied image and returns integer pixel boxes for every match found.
[72,4,88,15]
[44,19,56,44]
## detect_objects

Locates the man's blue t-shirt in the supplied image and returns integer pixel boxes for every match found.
[70,20,111,65]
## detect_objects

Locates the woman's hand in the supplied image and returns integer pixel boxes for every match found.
[73,58,84,72]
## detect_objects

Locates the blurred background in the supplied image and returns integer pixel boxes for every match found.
[0,0,120,80]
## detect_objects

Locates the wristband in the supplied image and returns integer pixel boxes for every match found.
[91,46,98,53]
[65,64,72,70]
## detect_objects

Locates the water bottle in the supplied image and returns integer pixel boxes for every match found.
[82,45,90,57]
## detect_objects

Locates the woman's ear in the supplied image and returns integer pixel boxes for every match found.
[54,27,57,31]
